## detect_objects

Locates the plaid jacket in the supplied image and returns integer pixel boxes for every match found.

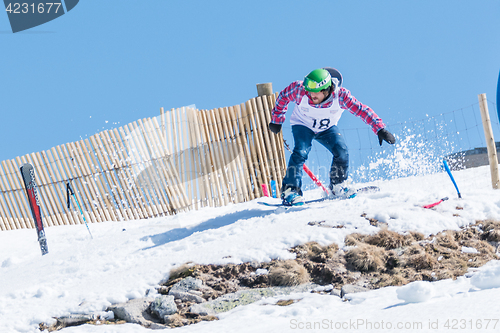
[271,81,385,134]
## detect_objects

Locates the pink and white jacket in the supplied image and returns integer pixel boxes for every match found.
[271,81,385,134]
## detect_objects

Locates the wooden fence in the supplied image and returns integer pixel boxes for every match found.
[0,93,286,231]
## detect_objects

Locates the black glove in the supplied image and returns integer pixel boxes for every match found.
[377,128,396,146]
[268,122,282,134]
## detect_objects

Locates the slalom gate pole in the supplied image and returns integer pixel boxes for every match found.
[67,182,93,239]
[497,69,499,123]
[261,184,270,197]
[270,180,277,198]
[423,197,448,209]
[443,160,462,199]
[283,140,329,194]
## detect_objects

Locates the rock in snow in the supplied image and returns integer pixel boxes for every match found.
[168,277,206,303]
[340,284,370,298]
[107,298,165,329]
[190,283,318,315]
[149,295,178,319]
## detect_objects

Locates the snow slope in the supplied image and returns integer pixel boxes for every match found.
[1,166,500,332]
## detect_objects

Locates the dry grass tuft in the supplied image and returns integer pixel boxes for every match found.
[406,252,437,270]
[344,233,367,246]
[437,257,469,278]
[403,244,423,256]
[268,260,310,286]
[166,263,196,285]
[461,239,496,257]
[276,299,301,306]
[436,231,459,249]
[345,244,387,272]
[408,231,425,241]
[366,230,411,249]
[481,220,500,242]
[293,242,339,263]
[376,273,408,287]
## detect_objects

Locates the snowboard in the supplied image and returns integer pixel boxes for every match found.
[257,185,380,207]
[20,163,49,255]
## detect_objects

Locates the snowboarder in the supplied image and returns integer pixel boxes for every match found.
[268,67,396,206]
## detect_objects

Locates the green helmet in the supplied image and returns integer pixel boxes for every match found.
[303,68,332,92]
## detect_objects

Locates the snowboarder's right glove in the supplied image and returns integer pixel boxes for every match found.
[268,122,282,134]
[377,128,396,146]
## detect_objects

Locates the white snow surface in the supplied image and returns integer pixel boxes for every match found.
[396,281,435,303]
[2,166,500,332]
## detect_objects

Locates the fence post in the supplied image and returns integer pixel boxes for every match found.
[256,83,273,97]
[478,93,500,189]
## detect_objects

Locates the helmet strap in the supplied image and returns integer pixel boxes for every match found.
[322,85,334,99]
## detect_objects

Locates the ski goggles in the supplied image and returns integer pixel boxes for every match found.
[304,76,331,92]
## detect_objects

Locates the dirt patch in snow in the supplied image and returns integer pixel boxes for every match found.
[153,219,500,328]
[42,219,500,330]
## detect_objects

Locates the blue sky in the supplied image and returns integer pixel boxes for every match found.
[1,0,499,164]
